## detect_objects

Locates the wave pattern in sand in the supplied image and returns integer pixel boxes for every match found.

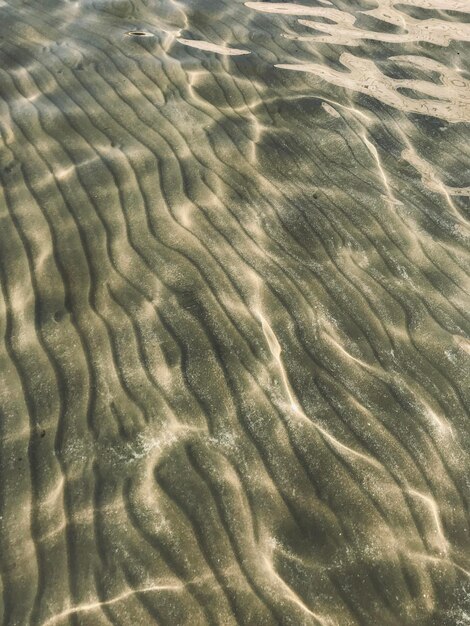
[0,0,469,624]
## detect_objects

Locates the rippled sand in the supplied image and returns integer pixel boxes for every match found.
[0,0,469,624]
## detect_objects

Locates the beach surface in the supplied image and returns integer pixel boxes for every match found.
[0,0,469,624]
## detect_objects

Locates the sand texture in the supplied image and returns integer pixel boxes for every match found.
[0,0,469,624]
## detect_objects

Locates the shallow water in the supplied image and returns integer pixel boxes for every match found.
[0,0,469,624]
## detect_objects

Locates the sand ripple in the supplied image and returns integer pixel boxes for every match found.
[0,0,469,624]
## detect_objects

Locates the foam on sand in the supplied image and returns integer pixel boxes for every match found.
[177,38,250,55]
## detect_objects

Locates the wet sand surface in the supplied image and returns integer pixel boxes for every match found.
[0,0,470,624]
